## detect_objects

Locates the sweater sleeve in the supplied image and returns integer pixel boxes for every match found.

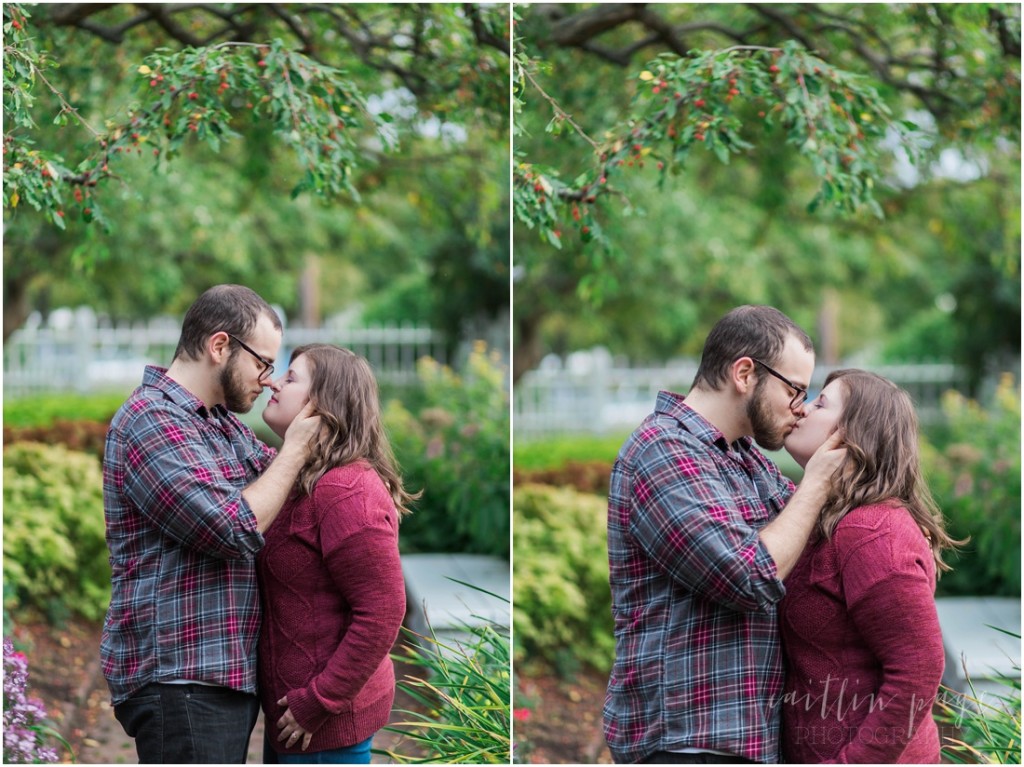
[832,513,945,764]
[285,476,406,733]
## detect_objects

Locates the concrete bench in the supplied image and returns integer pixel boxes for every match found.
[935,596,1021,702]
[401,553,510,656]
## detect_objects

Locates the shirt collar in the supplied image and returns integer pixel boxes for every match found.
[142,365,217,419]
[654,389,753,454]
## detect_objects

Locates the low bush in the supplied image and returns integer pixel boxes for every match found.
[513,484,614,675]
[513,433,627,472]
[2,392,126,429]
[3,420,109,460]
[922,374,1021,596]
[3,443,110,622]
[387,344,510,559]
[512,460,613,496]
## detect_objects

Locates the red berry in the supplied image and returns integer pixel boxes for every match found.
[188,92,198,100]
[729,88,740,97]
[633,143,642,152]
[150,79,158,87]
[153,149,159,156]
[599,176,607,184]
[57,210,64,217]
[657,161,664,170]
[769,65,780,74]
[581,226,590,234]
[695,133,705,141]
[695,99,705,108]
[257,60,267,68]
[652,86,660,94]
[83,208,91,215]
[12,20,21,29]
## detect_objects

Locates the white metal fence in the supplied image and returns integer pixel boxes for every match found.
[3,309,452,396]
[514,348,968,439]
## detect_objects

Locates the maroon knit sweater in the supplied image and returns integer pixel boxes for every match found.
[257,461,406,756]
[779,501,944,764]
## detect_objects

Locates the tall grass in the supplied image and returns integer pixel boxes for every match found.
[936,627,1021,764]
[382,589,510,764]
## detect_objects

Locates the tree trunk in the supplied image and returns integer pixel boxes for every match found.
[513,311,545,385]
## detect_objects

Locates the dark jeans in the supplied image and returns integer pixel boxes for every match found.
[263,732,374,764]
[640,752,754,764]
[114,682,260,764]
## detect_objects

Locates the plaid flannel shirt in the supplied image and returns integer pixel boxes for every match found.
[603,391,794,764]
[101,366,276,705]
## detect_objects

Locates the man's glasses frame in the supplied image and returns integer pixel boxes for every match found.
[225,333,275,379]
[749,357,808,409]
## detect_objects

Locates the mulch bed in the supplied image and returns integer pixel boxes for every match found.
[515,665,612,764]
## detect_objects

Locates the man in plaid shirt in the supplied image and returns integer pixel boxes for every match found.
[604,306,845,764]
[102,285,321,763]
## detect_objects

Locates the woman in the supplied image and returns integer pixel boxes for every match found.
[780,369,961,764]
[258,344,417,763]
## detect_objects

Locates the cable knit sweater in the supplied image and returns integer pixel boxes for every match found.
[257,461,406,756]
[779,501,944,764]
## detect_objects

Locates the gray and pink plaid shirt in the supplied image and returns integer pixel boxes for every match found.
[603,391,794,764]
[101,366,276,705]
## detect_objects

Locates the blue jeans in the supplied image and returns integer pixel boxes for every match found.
[113,682,260,763]
[263,732,374,764]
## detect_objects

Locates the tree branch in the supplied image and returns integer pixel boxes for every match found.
[464,3,509,55]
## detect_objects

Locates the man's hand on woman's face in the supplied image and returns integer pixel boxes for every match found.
[802,429,846,487]
[283,401,322,454]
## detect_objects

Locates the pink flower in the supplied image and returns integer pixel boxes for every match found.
[513,707,532,722]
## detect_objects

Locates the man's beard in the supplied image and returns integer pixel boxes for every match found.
[747,378,789,451]
[220,353,256,413]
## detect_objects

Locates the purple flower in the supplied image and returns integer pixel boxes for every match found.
[3,638,62,763]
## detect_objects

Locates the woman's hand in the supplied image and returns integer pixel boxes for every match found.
[276,696,313,751]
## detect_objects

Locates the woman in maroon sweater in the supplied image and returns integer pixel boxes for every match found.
[780,369,962,764]
[259,344,417,763]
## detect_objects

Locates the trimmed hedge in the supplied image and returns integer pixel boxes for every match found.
[3,443,110,622]
[513,484,614,675]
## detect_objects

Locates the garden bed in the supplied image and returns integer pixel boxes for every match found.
[515,666,612,764]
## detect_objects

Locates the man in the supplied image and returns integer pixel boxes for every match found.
[603,305,846,764]
[101,284,321,763]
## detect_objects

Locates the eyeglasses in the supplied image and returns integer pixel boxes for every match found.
[749,357,808,409]
[225,333,275,379]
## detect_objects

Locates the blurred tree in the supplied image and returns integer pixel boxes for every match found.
[3,3,509,345]
[512,3,1020,390]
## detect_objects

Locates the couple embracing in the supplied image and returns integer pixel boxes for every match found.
[101,285,416,763]
[604,305,961,764]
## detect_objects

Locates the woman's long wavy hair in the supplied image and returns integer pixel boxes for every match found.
[291,344,419,517]
[819,369,964,574]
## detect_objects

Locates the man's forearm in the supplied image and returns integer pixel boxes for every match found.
[758,482,827,580]
[242,445,307,533]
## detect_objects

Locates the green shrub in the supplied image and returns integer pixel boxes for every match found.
[513,433,627,471]
[923,374,1020,596]
[512,484,614,675]
[2,392,127,429]
[3,443,110,622]
[387,344,510,558]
